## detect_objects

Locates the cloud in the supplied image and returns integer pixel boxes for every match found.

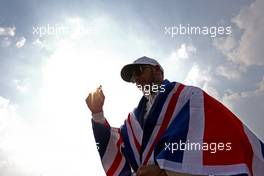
[231,0,264,66]
[16,37,26,48]
[1,37,12,47]
[256,76,264,93]
[216,63,246,80]
[213,35,237,56]
[214,0,264,66]
[222,76,264,140]
[183,64,220,99]
[0,97,24,176]
[1,15,141,176]
[171,43,197,60]
[203,83,220,100]
[32,38,45,48]
[0,96,9,109]
[184,64,211,86]
[162,43,198,82]
[0,93,102,176]
[13,79,29,93]
[0,27,16,47]
[0,27,16,37]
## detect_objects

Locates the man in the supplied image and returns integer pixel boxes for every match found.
[86,56,264,176]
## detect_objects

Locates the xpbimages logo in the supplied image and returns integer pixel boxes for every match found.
[32,24,75,37]
[164,140,232,154]
[136,83,165,96]
[32,23,94,37]
[164,24,232,38]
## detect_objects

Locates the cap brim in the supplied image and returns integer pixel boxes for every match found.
[120,64,137,82]
[121,63,154,82]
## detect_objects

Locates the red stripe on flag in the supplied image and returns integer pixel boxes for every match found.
[203,92,253,175]
[143,84,185,165]
[106,132,123,176]
[128,114,141,153]
[104,120,110,128]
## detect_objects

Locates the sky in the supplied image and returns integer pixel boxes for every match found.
[0,0,264,175]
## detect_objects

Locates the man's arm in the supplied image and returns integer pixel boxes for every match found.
[86,86,132,176]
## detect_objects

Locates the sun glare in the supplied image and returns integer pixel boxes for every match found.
[2,15,143,176]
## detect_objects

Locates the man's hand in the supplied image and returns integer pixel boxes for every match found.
[137,165,167,176]
[86,86,105,114]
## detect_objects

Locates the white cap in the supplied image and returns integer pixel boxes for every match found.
[121,56,163,82]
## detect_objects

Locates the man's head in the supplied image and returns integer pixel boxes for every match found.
[121,56,164,95]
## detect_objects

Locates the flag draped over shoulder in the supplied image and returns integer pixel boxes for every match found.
[92,79,264,176]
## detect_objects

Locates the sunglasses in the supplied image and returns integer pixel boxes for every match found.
[130,65,150,82]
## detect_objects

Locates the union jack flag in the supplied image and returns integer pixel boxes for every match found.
[92,79,264,176]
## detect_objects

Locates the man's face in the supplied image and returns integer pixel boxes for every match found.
[131,65,155,87]
[131,65,164,96]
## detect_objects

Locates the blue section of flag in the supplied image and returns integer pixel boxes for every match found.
[155,100,190,163]
[134,96,148,128]
[92,119,110,159]
[260,139,264,159]
[120,123,139,171]
[118,150,132,176]
[140,80,176,161]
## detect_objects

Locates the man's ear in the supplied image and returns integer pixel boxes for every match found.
[154,65,163,75]
[154,65,161,71]
[154,65,164,80]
